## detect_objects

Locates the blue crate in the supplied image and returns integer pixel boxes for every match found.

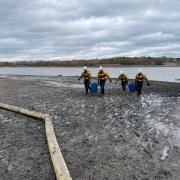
[90,83,98,93]
[128,82,136,93]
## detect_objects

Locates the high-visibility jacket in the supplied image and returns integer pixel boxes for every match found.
[97,71,110,81]
[118,74,128,82]
[135,73,148,82]
[81,71,91,80]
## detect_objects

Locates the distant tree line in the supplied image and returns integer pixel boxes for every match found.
[0,56,179,67]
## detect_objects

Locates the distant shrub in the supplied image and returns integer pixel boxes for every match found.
[0,56,176,67]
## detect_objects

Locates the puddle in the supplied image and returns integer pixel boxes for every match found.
[142,94,180,147]
[140,94,164,108]
[160,146,169,160]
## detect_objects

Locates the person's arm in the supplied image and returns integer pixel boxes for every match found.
[97,74,100,85]
[143,74,150,85]
[78,76,82,81]
[88,72,91,80]
[115,76,120,83]
[78,73,83,81]
[135,75,138,84]
[144,74,148,81]
[106,72,112,82]
[125,75,128,84]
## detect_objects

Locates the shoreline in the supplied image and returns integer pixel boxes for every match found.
[0,75,179,84]
[0,65,180,68]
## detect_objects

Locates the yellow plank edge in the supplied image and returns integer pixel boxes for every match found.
[45,117,72,180]
[0,102,72,180]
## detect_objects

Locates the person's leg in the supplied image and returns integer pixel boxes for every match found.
[125,82,128,93]
[136,82,143,96]
[102,80,106,95]
[88,80,91,92]
[123,82,127,94]
[84,80,89,94]
[139,82,143,95]
[100,80,103,95]
[121,82,126,92]
[99,80,105,95]
[136,82,140,95]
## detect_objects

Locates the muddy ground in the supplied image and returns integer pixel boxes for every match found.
[0,75,180,180]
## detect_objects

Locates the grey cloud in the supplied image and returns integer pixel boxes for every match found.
[0,0,180,60]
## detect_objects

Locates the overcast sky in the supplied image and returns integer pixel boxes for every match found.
[0,0,180,60]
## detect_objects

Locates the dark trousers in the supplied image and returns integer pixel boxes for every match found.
[135,82,143,95]
[121,81,127,92]
[100,80,106,95]
[84,80,91,94]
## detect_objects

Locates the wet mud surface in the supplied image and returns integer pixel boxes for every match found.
[0,75,180,180]
[0,109,55,180]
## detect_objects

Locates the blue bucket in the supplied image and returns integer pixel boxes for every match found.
[128,82,136,93]
[90,83,98,93]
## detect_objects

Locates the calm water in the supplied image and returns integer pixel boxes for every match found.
[0,67,180,82]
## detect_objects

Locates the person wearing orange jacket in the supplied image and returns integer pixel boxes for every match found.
[135,69,150,96]
[97,66,112,96]
[78,66,91,94]
[115,71,128,94]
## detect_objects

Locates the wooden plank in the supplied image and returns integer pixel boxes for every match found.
[0,102,72,180]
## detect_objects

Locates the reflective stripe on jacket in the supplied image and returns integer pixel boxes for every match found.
[118,74,128,82]
[97,71,110,80]
[81,71,91,80]
[135,73,148,82]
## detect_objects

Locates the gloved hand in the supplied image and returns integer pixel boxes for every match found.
[147,82,150,86]
[109,79,112,83]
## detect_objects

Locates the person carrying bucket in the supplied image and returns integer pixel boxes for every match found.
[135,69,150,96]
[78,66,91,94]
[115,71,128,94]
[97,66,112,96]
